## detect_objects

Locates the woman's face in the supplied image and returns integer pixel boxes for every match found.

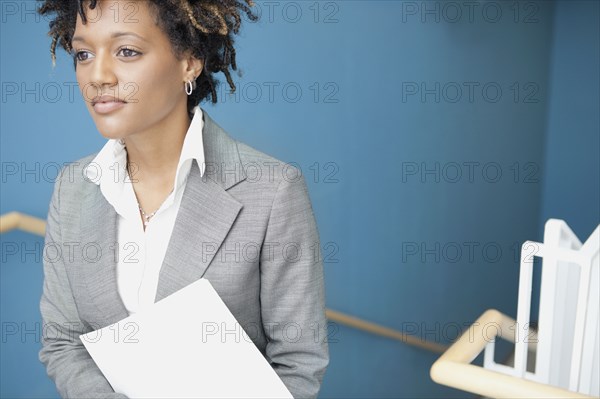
[72,0,197,140]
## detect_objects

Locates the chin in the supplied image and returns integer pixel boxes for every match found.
[94,124,129,141]
[98,133,124,141]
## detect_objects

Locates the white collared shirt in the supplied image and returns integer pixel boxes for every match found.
[84,105,206,316]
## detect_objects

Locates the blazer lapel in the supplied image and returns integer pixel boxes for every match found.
[155,109,247,302]
[153,158,243,303]
[80,187,130,327]
[80,108,246,327]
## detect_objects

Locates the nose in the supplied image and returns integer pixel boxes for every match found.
[85,50,119,101]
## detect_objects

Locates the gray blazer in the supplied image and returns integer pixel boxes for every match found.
[39,108,329,398]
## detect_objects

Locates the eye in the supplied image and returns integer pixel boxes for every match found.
[118,47,142,58]
[72,47,141,63]
[74,50,93,63]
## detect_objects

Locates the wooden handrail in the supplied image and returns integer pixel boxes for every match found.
[1,211,448,355]
[0,211,46,236]
[430,308,594,398]
[325,309,448,354]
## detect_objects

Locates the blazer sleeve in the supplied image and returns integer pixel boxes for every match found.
[260,169,330,399]
[39,165,129,398]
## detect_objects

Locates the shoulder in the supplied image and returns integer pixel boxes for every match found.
[203,109,304,192]
[196,101,311,205]
[237,139,299,175]
[232,139,313,216]
[53,152,100,202]
[234,138,306,192]
[57,152,97,177]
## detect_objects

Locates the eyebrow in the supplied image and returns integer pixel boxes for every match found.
[72,31,148,43]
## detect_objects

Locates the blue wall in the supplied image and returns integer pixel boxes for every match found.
[1,1,597,398]
[540,0,600,239]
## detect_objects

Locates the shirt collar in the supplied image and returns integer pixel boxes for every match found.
[83,105,205,218]
[175,105,206,188]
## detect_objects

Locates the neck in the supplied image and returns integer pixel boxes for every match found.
[124,105,192,189]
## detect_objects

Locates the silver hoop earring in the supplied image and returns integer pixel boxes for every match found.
[185,80,193,95]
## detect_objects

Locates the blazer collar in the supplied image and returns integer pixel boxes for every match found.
[79,108,246,327]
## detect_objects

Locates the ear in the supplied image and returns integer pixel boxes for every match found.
[182,51,204,80]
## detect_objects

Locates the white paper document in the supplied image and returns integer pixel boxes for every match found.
[80,278,293,398]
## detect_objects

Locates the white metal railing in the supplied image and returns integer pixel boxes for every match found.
[432,219,600,398]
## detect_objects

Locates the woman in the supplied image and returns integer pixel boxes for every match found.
[37,0,329,398]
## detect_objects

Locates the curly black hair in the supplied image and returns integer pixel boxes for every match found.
[37,0,259,115]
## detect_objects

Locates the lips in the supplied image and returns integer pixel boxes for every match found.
[92,95,127,114]
[91,94,126,106]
